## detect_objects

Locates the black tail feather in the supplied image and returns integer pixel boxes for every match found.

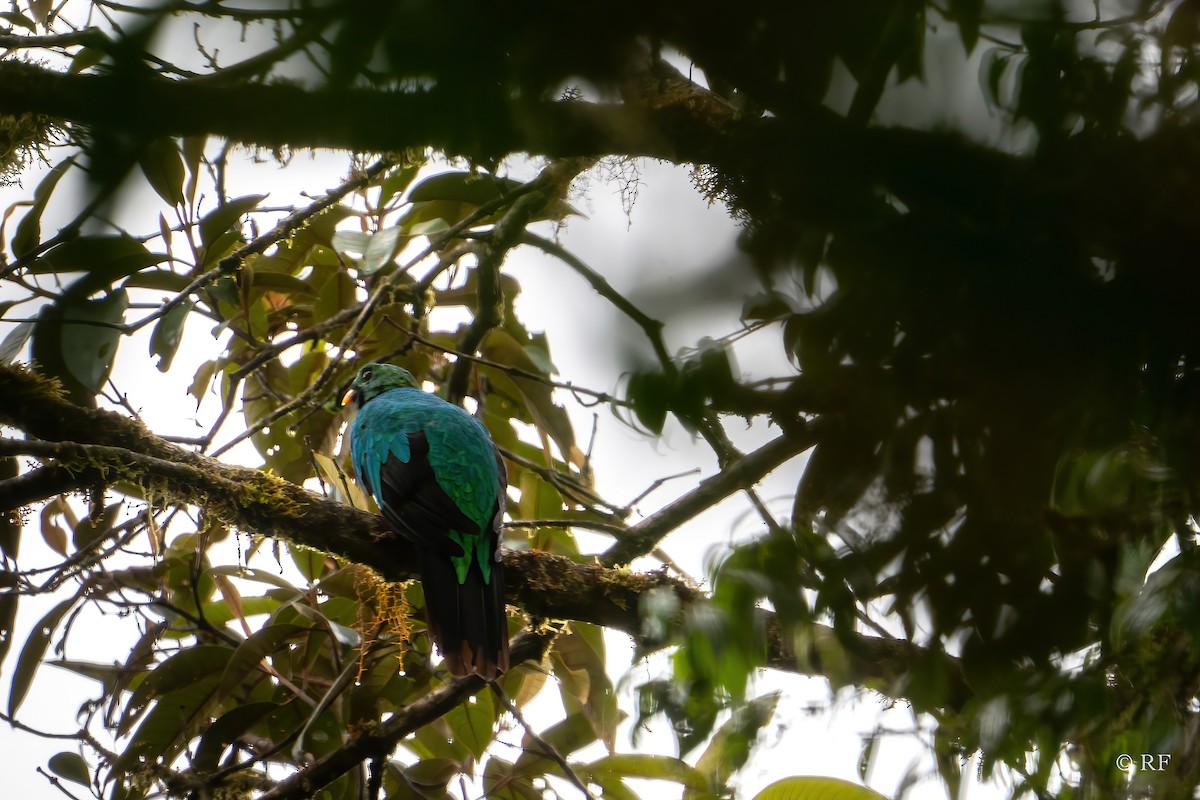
[419,549,510,679]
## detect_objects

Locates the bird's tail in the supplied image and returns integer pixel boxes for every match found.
[419,546,510,679]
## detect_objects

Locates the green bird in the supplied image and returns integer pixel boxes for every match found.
[343,363,509,678]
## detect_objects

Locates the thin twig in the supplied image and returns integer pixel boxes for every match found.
[211,168,560,459]
[490,682,600,800]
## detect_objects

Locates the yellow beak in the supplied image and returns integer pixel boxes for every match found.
[341,388,357,407]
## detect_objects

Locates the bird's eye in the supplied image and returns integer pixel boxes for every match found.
[362,367,373,382]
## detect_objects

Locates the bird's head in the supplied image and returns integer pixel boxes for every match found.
[342,363,421,409]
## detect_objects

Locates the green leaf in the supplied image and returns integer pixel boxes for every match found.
[192,701,278,773]
[586,754,711,794]
[8,594,78,716]
[120,646,232,736]
[138,138,186,207]
[250,271,317,296]
[29,235,167,290]
[750,777,889,800]
[149,300,192,372]
[408,171,508,205]
[552,623,620,751]
[445,690,497,761]
[31,289,129,406]
[481,328,583,469]
[208,565,301,592]
[198,194,266,265]
[482,759,543,800]
[689,693,780,798]
[216,623,307,702]
[122,270,191,293]
[12,158,72,257]
[514,712,599,776]
[115,673,222,771]
[378,163,421,207]
[68,45,107,74]
[361,225,406,275]
[330,230,372,255]
[49,658,139,691]
[47,752,90,786]
[73,501,122,550]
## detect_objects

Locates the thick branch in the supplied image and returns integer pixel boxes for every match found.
[0,362,968,710]
[0,463,99,511]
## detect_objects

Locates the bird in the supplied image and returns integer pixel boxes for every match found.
[342,362,510,679]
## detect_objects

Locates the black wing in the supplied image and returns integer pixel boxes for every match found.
[370,430,479,559]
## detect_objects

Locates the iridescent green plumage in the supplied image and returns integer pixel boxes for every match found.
[345,363,509,678]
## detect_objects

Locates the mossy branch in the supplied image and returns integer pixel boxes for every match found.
[0,362,968,710]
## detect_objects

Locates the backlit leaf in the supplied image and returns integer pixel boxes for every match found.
[47,752,90,787]
[750,777,889,800]
[8,594,78,716]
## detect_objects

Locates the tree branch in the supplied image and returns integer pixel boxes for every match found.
[0,362,969,711]
[600,426,819,566]
[252,632,552,800]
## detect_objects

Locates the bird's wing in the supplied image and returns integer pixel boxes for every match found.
[370,430,481,558]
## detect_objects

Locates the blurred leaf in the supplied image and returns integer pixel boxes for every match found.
[68,45,107,74]
[330,230,371,255]
[28,0,51,25]
[47,752,90,787]
[29,235,166,288]
[138,138,186,207]
[0,320,33,364]
[48,658,138,692]
[690,693,780,798]
[951,0,984,53]
[149,300,192,372]
[123,270,191,293]
[209,565,300,592]
[750,776,888,800]
[12,157,71,257]
[0,10,36,31]
[31,289,129,406]
[250,271,316,296]
[8,594,77,716]
[408,171,578,221]
[73,500,122,550]
[586,754,712,795]
[379,163,421,207]
[0,588,18,674]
